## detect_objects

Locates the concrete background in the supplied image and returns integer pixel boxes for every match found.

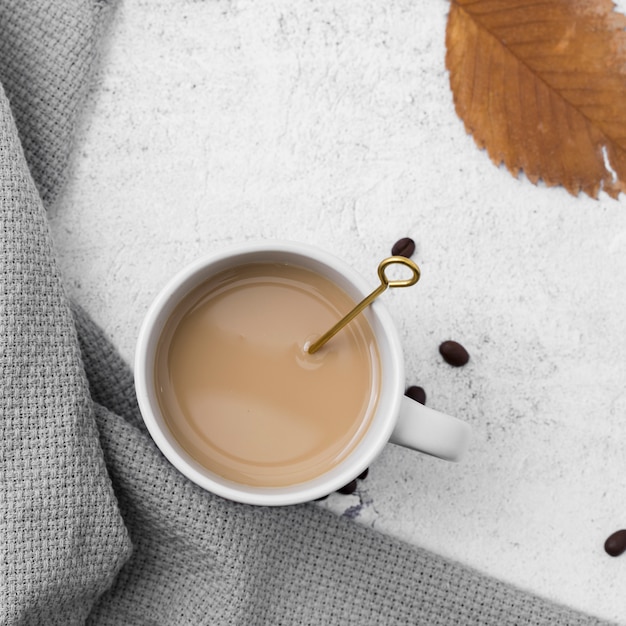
[49,0,626,622]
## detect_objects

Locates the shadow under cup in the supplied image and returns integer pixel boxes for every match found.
[135,243,405,506]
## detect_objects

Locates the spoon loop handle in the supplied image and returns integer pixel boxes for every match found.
[378,255,421,288]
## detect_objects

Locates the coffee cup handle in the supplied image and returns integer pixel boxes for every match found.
[389,396,471,462]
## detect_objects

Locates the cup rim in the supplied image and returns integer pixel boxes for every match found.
[134,240,404,505]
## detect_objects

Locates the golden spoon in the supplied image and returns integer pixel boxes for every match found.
[306,256,420,354]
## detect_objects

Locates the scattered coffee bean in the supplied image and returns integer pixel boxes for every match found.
[391,237,416,258]
[604,529,626,556]
[317,470,368,500]
[405,385,426,405]
[337,479,358,495]
[439,340,470,367]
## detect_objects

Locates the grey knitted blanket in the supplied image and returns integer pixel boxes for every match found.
[0,1,613,624]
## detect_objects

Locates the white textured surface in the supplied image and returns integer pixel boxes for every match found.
[49,1,626,622]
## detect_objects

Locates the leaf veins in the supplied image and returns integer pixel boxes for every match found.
[446,0,626,198]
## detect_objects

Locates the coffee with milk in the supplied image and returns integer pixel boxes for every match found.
[155,262,381,488]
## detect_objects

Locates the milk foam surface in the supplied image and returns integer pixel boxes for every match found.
[155,262,380,487]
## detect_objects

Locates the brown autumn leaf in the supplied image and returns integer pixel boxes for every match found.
[445,0,626,199]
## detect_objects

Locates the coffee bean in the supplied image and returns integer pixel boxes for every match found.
[337,479,358,495]
[391,237,416,258]
[405,385,426,405]
[604,529,626,556]
[316,473,366,499]
[439,340,470,367]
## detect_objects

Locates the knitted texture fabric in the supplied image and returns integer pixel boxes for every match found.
[0,0,112,208]
[0,2,615,625]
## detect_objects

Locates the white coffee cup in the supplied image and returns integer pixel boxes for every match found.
[135,241,471,506]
